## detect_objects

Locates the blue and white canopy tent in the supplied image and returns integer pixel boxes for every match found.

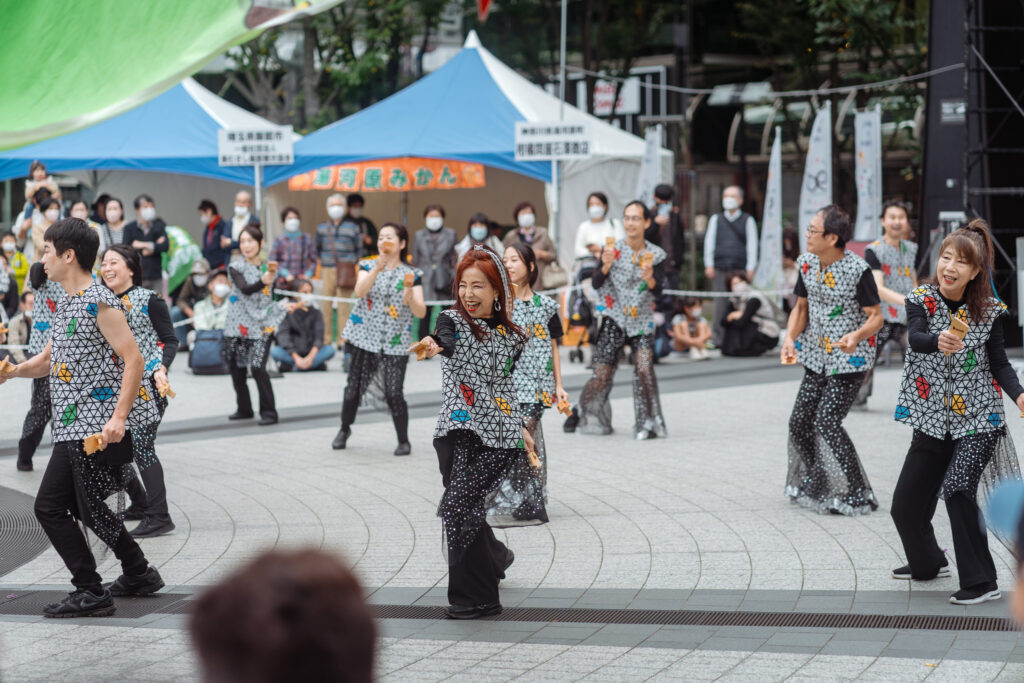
[265,31,672,264]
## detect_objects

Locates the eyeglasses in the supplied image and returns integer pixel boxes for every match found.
[623,216,646,224]
[805,228,824,236]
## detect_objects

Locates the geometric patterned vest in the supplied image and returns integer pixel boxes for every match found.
[864,238,917,324]
[28,279,66,356]
[895,284,1007,439]
[49,283,158,441]
[433,310,526,450]
[510,292,560,406]
[118,286,163,376]
[794,250,877,376]
[593,239,666,338]
[343,258,423,356]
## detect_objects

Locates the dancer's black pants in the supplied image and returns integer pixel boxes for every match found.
[229,363,276,419]
[19,377,52,465]
[434,436,512,607]
[35,442,147,589]
[891,430,996,589]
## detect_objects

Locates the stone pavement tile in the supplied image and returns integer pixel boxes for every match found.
[764,630,833,649]
[573,588,639,608]
[683,589,746,610]
[855,656,934,681]
[995,663,1024,680]
[916,658,1006,681]
[793,595,854,612]
[656,649,749,679]
[580,624,662,648]
[787,653,876,679]
[819,639,889,657]
[526,624,603,644]
[697,635,769,653]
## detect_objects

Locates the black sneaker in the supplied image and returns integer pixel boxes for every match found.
[123,505,145,521]
[332,427,351,450]
[393,442,411,456]
[563,407,579,433]
[130,517,176,538]
[16,460,32,472]
[892,563,951,580]
[43,587,115,618]
[107,565,165,597]
[950,582,1001,605]
[443,601,502,620]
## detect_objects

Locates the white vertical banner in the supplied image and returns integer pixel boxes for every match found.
[798,101,832,250]
[634,124,663,206]
[754,127,783,294]
[853,104,883,241]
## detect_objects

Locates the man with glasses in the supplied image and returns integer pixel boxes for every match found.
[780,205,883,516]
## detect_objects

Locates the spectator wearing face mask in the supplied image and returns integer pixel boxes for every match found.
[90,193,111,225]
[20,160,61,225]
[315,194,362,361]
[346,193,378,256]
[1,232,29,294]
[411,204,457,339]
[188,270,232,347]
[573,191,624,260]
[720,272,780,357]
[648,184,685,281]
[704,185,759,346]
[171,259,212,350]
[101,197,128,248]
[123,193,169,296]
[502,202,556,285]
[455,213,503,262]
[268,207,318,290]
[30,196,62,263]
[270,280,334,372]
[13,186,55,262]
[198,199,232,270]
[0,256,14,317]
[229,190,261,250]
[669,297,712,360]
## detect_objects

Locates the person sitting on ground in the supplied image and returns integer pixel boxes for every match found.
[669,297,712,360]
[187,270,231,347]
[271,279,335,372]
[6,289,34,363]
[721,271,780,357]
[190,549,376,683]
[171,259,211,351]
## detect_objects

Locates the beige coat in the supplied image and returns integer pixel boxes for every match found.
[502,226,557,283]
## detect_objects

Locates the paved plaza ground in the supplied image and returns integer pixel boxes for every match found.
[1,347,1024,681]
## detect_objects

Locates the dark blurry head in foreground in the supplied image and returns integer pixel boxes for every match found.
[190,549,376,683]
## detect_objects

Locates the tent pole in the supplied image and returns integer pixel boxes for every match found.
[254,163,264,229]
[554,0,567,252]
[401,191,408,226]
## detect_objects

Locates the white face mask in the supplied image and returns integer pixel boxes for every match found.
[327,205,345,220]
[657,203,671,217]
[2,241,15,253]
[299,293,315,306]
[722,197,740,212]
[213,282,231,298]
[106,209,122,223]
[518,213,536,229]
[140,207,157,222]
[193,275,209,287]
[691,307,702,318]
[284,218,301,232]
[234,205,249,217]
[71,211,89,221]
[588,205,606,220]
[470,226,488,242]
[425,216,444,231]
[349,207,363,219]
[199,214,212,226]
[44,209,60,221]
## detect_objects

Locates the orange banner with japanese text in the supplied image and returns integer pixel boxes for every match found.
[287,158,486,192]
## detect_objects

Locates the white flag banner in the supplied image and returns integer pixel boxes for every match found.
[634,124,663,206]
[853,104,883,241]
[798,101,833,250]
[754,127,783,294]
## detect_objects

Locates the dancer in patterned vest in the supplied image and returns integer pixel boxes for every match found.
[890,219,1023,605]
[415,245,546,619]
[16,262,64,471]
[0,219,164,617]
[490,242,569,522]
[333,223,425,455]
[99,244,179,538]
[780,205,883,515]
[223,226,286,425]
[578,200,668,439]
[855,199,918,406]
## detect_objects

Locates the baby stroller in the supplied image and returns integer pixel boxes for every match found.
[565,257,598,363]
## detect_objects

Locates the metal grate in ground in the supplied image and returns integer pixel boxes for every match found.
[367,604,1018,632]
[0,486,52,577]
[0,591,191,618]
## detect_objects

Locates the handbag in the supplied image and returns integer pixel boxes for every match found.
[190,329,229,375]
[539,260,569,291]
[329,223,358,289]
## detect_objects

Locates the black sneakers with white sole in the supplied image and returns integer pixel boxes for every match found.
[949,582,1001,605]
[891,563,951,580]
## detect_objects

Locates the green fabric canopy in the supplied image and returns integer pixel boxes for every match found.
[0,0,339,150]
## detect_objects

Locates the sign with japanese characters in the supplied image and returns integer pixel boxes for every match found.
[514,122,591,161]
[218,127,294,166]
[287,158,486,192]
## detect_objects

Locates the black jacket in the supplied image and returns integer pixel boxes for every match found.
[277,305,324,357]
[123,219,169,281]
